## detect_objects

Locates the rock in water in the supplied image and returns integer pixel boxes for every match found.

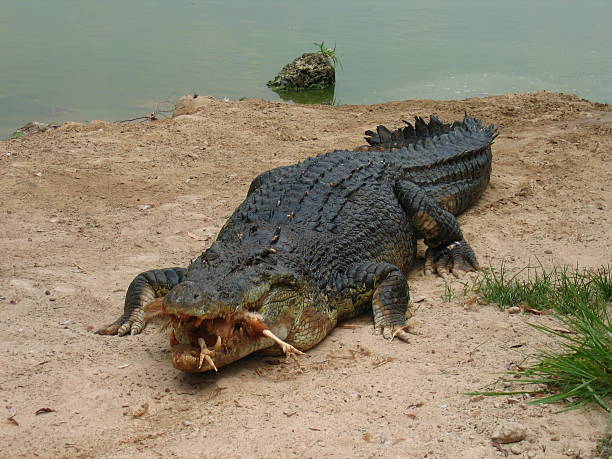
[267,52,335,91]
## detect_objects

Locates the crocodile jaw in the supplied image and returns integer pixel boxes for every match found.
[166,312,281,372]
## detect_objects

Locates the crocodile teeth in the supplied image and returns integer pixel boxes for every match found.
[197,338,218,371]
[194,317,204,328]
[213,335,223,351]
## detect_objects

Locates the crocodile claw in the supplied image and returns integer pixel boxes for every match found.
[391,325,413,342]
[96,315,145,336]
[97,297,166,336]
[424,239,479,278]
[375,324,413,342]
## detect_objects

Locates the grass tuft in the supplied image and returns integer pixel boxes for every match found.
[594,433,612,459]
[472,262,610,313]
[441,282,455,302]
[469,264,611,414]
[313,41,342,70]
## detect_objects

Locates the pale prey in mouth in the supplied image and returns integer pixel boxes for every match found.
[164,311,302,372]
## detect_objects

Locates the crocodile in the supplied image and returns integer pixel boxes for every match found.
[98,115,498,372]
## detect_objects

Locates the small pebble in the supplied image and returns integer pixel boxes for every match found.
[544,249,552,254]
[491,422,527,444]
[507,306,521,314]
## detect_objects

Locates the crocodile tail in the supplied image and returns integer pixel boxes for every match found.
[364,115,452,150]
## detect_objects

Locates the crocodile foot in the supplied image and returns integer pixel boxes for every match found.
[374,324,414,342]
[96,309,146,336]
[424,239,479,278]
[262,329,305,358]
[96,298,165,336]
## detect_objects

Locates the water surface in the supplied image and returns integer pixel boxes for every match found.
[1,0,611,138]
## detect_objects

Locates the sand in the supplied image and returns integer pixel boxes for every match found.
[1,91,610,458]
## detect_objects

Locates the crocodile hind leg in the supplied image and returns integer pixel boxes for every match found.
[97,267,187,336]
[345,262,412,342]
[395,180,480,277]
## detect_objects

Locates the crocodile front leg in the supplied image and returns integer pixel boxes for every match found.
[97,267,187,336]
[395,180,480,277]
[344,262,412,342]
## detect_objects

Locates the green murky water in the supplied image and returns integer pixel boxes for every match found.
[1,0,611,138]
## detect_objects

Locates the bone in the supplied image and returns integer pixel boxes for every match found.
[201,353,217,372]
[262,329,305,357]
[197,338,218,371]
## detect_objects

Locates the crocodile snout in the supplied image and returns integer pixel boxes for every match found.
[164,280,209,311]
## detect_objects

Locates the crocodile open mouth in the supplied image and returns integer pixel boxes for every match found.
[165,313,269,372]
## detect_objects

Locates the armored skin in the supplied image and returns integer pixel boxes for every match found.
[98,115,498,372]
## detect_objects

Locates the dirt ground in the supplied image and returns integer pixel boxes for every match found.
[1,92,610,458]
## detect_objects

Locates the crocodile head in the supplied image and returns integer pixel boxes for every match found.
[162,241,305,372]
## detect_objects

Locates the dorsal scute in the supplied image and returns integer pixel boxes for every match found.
[364,115,453,150]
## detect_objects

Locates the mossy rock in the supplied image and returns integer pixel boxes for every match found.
[267,52,335,91]
[12,121,59,138]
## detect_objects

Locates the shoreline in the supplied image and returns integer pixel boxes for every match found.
[5,90,610,141]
